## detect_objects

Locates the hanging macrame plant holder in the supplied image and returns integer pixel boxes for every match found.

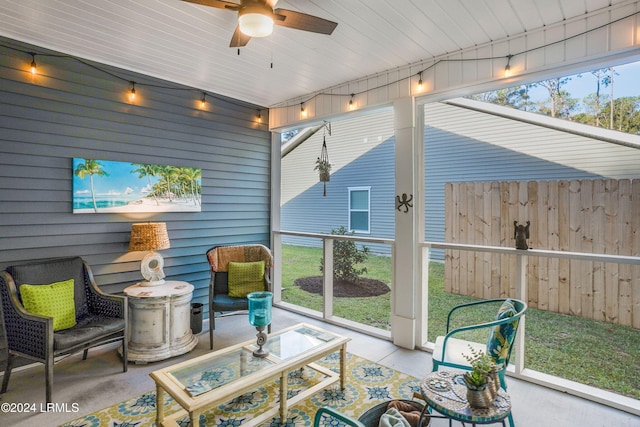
[318,138,330,196]
[314,122,332,196]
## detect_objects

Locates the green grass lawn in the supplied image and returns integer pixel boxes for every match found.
[281,244,391,329]
[281,244,640,399]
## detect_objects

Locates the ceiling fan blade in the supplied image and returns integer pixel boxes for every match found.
[230,25,252,47]
[273,9,337,35]
[181,0,239,11]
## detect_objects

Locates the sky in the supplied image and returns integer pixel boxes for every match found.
[526,59,640,108]
[72,159,156,197]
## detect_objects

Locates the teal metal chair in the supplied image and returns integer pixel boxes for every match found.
[432,298,527,389]
[432,298,526,427]
[314,407,365,427]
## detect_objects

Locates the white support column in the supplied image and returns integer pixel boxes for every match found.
[418,246,430,346]
[272,233,282,302]
[514,254,528,374]
[270,132,282,303]
[392,97,417,349]
[414,105,427,347]
[323,238,334,319]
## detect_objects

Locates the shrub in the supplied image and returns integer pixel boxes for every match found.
[320,226,370,282]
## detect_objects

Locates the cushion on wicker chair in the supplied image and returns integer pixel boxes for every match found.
[20,279,76,331]
[53,315,126,351]
[227,261,265,298]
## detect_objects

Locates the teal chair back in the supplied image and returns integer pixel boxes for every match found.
[314,407,365,427]
[432,298,527,380]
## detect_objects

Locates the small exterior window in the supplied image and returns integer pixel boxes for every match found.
[348,187,370,233]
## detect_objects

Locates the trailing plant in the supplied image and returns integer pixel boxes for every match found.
[320,226,370,283]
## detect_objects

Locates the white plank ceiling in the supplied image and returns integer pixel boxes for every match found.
[0,0,633,108]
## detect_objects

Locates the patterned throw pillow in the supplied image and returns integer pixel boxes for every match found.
[227,261,266,298]
[21,279,77,331]
[486,299,518,367]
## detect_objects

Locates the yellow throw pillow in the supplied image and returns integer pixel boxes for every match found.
[227,261,265,298]
[21,279,77,331]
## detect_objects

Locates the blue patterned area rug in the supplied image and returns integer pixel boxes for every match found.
[60,353,422,427]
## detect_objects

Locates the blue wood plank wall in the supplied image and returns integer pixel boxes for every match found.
[0,36,272,341]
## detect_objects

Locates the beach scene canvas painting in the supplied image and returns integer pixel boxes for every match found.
[72,158,201,213]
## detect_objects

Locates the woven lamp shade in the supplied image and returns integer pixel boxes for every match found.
[129,222,170,252]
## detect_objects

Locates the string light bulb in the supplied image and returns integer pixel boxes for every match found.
[417,72,424,92]
[504,55,513,78]
[129,82,136,102]
[300,102,307,118]
[200,92,207,109]
[30,53,37,76]
[256,110,262,123]
[348,94,355,111]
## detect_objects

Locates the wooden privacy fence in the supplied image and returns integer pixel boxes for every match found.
[444,179,640,328]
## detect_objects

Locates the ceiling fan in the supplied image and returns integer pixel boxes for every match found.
[182,0,338,47]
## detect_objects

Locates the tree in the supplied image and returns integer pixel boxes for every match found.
[158,165,180,202]
[470,86,533,110]
[131,163,160,205]
[604,67,620,128]
[319,226,370,283]
[582,92,611,127]
[178,167,201,205]
[533,78,577,118]
[74,159,109,213]
[587,68,610,127]
[467,64,638,136]
[600,96,640,134]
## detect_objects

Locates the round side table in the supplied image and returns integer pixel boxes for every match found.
[120,280,198,363]
[419,370,512,426]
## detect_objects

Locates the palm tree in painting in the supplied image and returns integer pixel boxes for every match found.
[178,167,201,206]
[131,163,160,206]
[74,159,108,212]
[162,165,180,202]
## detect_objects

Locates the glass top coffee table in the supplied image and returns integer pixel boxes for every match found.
[150,323,350,427]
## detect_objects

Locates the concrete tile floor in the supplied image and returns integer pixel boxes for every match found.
[0,308,638,427]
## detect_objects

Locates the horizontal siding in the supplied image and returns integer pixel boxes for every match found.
[423,101,640,259]
[281,108,395,254]
[0,34,272,355]
[284,94,640,265]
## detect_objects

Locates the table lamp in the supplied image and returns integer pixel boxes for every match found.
[129,222,171,287]
[247,291,273,357]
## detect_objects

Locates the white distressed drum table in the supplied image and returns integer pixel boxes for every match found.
[121,280,198,363]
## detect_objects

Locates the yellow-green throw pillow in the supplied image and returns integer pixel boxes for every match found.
[228,261,265,298]
[21,279,76,331]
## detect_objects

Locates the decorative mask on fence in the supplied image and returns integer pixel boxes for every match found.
[514,221,530,250]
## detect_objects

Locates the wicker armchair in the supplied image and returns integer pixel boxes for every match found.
[0,257,127,403]
[205,244,273,349]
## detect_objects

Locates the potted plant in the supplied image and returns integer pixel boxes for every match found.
[314,156,331,182]
[462,346,497,408]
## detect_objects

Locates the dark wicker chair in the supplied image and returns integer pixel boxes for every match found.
[0,256,127,403]
[205,244,273,349]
